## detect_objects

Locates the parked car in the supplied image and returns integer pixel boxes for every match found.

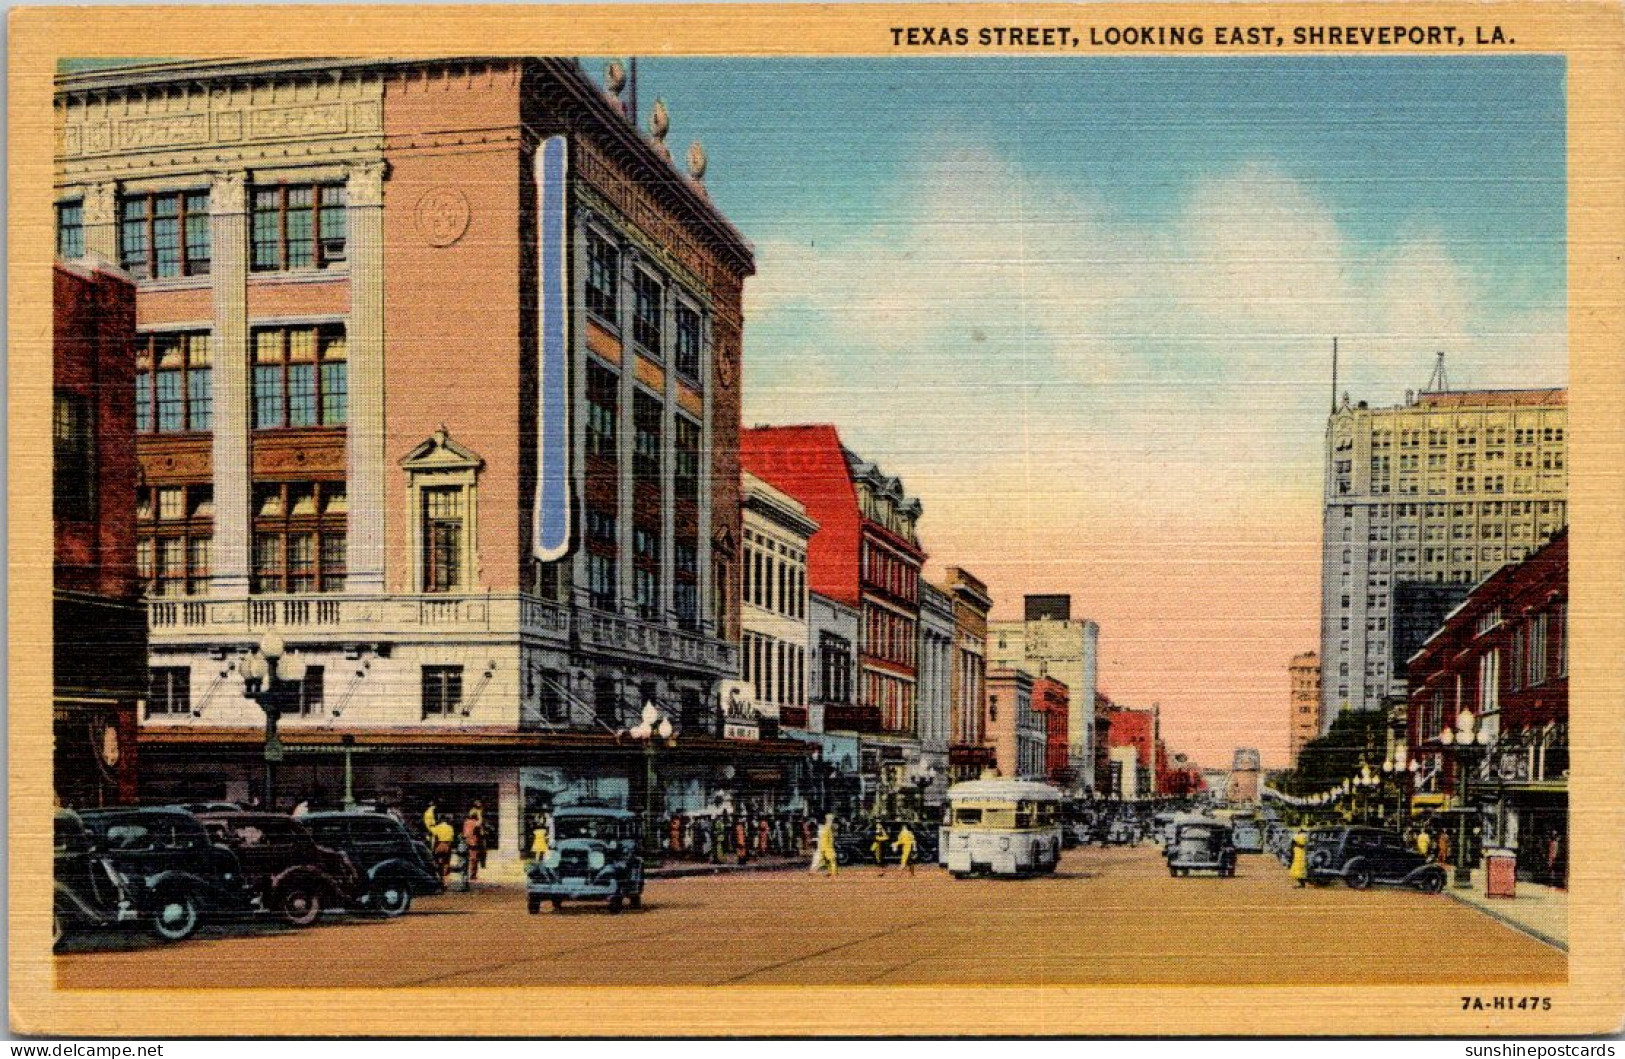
[300,811,444,916]
[76,806,251,941]
[54,810,133,947]
[1304,826,1447,892]
[194,811,364,926]
[1166,820,1238,877]
[525,806,645,914]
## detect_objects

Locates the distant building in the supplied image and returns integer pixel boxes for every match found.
[943,567,995,782]
[986,667,1043,781]
[1407,529,1567,885]
[1321,384,1568,728]
[741,472,818,728]
[1030,676,1071,787]
[1288,652,1321,767]
[54,259,145,807]
[989,596,1098,792]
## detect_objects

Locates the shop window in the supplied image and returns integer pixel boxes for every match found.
[120,190,210,279]
[251,184,346,272]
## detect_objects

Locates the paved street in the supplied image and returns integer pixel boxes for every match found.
[56,843,1564,988]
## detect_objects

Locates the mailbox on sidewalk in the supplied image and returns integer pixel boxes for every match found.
[1485,848,1518,899]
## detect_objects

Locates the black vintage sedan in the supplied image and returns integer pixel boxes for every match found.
[75,807,252,941]
[301,811,444,916]
[1305,826,1447,892]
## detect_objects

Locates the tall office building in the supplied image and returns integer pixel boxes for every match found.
[1320,384,1567,730]
[54,58,815,868]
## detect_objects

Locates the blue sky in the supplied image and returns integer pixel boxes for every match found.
[620,57,1566,764]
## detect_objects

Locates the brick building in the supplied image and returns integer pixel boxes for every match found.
[741,425,928,786]
[1407,529,1567,884]
[54,58,814,866]
[1030,676,1071,787]
[54,259,146,807]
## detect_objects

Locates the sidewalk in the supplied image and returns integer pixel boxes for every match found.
[1445,877,1569,951]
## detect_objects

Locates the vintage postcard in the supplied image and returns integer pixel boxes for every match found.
[8,1,1624,1039]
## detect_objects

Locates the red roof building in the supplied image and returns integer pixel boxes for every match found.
[742,426,926,737]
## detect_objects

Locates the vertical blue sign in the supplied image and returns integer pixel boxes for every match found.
[533,135,572,562]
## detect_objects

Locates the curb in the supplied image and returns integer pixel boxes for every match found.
[1443,889,1569,953]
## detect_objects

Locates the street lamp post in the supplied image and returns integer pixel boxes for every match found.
[1439,708,1493,889]
[239,631,307,811]
[624,702,674,860]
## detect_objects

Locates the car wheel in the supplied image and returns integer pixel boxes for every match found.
[151,889,201,942]
[1346,867,1373,891]
[527,894,543,915]
[278,883,323,927]
[372,883,412,918]
[607,894,624,914]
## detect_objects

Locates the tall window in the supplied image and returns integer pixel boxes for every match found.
[251,184,346,271]
[633,392,662,482]
[585,229,619,322]
[53,392,94,522]
[586,362,618,457]
[147,667,191,717]
[56,200,84,259]
[422,665,464,718]
[422,487,465,593]
[136,332,212,434]
[251,481,346,593]
[674,301,702,380]
[136,485,213,597]
[674,417,700,501]
[252,326,347,429]
[120,191,210,279]
[632,269,663,352]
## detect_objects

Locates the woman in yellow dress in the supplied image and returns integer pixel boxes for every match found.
[1288,829,1310,887]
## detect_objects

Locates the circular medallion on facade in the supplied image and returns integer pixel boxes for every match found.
[414,187,471,247]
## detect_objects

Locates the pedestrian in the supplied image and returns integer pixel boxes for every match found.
[1288,828,1309,887]
[811,814,838,877]
[871,821,889,875]
[462,808,484,882]
[892,823,918,876]
[530,815,550,862]
[430,815,456,883]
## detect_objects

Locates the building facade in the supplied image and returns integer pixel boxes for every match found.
[54,58,822,867]
[54,259,146,807]
[741,426,928,805]
[741,472,817,728]
[1407,530,1567,885]
[986,667,1044,781]
[1288,651,1321,767]
[915,581,956,802]
[1030,676,1071,787]
[989,595,1098,792]
[1321,387,1567,728]
[943,567,995,782]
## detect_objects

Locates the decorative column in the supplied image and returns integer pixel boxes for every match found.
[81,182,119,263]
[210,171,251,596]
[346,161,387,594]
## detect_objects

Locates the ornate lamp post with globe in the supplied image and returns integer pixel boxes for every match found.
[239,630,307,811]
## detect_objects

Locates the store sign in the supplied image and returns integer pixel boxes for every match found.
[720,680,760,741]
[531,134,572,562]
